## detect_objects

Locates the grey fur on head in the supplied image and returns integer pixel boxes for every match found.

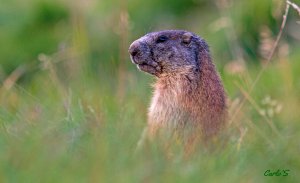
[129,30,209,77]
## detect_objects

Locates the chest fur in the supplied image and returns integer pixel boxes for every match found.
[148,85,189,128]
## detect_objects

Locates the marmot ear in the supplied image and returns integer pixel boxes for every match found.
[182,32,193,44]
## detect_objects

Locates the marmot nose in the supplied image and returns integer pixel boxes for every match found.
[128,43,140,57]
[130,49,138,57]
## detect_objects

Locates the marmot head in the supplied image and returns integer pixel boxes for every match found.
[129,30,209,77]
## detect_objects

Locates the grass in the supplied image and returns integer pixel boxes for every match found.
[0,48,299,183]
[1,0,300,182]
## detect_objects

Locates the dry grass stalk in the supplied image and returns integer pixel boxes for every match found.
[230,0,292,124]
[1,65,27,91]
[287,0,300,16]
[234,81,282,137]
[117,3,129,102]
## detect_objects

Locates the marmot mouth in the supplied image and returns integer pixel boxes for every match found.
[137,63,162,76]
[130,56,162,76]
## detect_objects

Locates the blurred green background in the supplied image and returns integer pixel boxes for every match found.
[0,0,300,182]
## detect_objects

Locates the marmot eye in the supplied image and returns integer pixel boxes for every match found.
[156,35,168,43]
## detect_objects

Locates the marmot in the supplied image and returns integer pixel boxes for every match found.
[129,30,227,147]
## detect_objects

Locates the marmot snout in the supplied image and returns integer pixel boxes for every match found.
[129,30,227,144]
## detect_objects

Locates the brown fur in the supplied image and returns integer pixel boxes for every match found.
[129,30,227,150]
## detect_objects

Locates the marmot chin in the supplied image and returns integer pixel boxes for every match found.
[129,30,227,146]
